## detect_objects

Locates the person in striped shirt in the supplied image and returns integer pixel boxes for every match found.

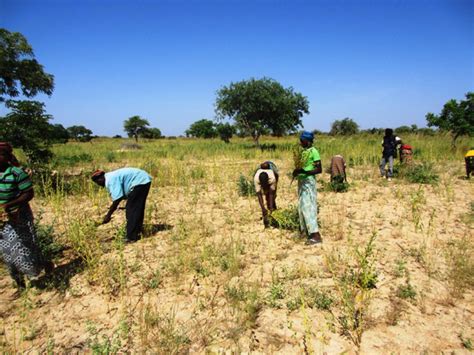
[0,143,51,289]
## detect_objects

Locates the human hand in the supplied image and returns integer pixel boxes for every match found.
[292,168,304,178]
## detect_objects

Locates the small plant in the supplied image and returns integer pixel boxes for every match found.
[325,232,378,345]
[401,162,439,184]
[459,333,473,350]
[267,279,286,308]
[445,236,474,298]
[35,219,64,263]
[190,166,206,179]
[144,269,162,290]
[224,283,262,329]
[394,258,407,278]
[237,174,256,196]
[396,278,417,300]
[140,307,191,353]
[306,287,333,310]
[352,232,379,290]
[268,205,299,231]
[86,322,122,354]
[410,187,426,232]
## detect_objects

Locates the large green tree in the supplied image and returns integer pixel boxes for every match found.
[215,77,309,145]
[141,127,162,139]
[49,123,69,143]
[0,100,54,163]
[329,117,359,136]
[0,28,54,102]
[216,123,235,143]
[185,119,217,138]
[426,92,474,146]
[67,125,93,142]
[123,116,150,142]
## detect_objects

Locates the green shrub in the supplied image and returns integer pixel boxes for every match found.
[35,220,64,263]
[306,287,333,310]
[401,162,439,184]
[396,281,417,300]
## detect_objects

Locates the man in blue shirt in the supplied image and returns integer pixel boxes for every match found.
[92,168,152,242]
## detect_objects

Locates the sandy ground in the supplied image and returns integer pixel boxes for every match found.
[0,160,473,353]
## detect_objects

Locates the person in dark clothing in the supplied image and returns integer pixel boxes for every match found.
[380,129,401,181]
[92,168,152,242]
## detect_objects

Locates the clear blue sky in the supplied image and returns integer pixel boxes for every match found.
[1,0,473,136]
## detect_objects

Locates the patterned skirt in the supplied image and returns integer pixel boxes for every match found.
[0,205,42,277]
[298,177,319,235]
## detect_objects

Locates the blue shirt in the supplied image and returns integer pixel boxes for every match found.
[105,168,152,201]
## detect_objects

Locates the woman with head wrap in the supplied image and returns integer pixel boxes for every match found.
[0,143,51,289]
[292,131,323,245]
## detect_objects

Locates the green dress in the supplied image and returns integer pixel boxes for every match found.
[297,147,320,235]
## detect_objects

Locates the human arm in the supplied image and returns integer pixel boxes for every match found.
[293,160,322,177]
[1,188,34,212]
[102,197,124,224]
[257,192,269,227]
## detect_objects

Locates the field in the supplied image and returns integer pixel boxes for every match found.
[0,133,473,353]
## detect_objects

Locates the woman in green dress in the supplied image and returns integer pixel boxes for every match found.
[292,131,323,245]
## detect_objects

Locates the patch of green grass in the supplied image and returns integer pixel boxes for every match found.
[396,279,417,300]
[224,283,262,329]
[445,236,474,298]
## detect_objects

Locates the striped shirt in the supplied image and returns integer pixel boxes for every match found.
[0,166,33,205]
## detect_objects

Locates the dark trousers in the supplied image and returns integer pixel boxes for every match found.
[125,182,151,241]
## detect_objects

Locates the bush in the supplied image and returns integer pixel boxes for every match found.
[237,174,256,196]
[401,162,439,184]
[35,218,64,263]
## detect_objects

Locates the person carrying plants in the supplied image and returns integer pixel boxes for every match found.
[380,128,402,181]
[292,131,322,245]
[465,148,474,179]
[254,161,279,227]
[92,167,152,243]
[330,154,347,183]
[0,143,53,289]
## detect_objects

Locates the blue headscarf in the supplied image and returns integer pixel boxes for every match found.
[300,130,314,142]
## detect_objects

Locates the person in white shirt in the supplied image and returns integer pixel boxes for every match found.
[254,161,278,227]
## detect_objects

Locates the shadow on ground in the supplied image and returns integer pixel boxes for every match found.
[31,258,85,292]
[143,223,173,237]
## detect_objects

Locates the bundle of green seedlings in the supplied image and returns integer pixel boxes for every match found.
[237,174,256,196]
[269,205,299,231]
[328,175,349,192]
